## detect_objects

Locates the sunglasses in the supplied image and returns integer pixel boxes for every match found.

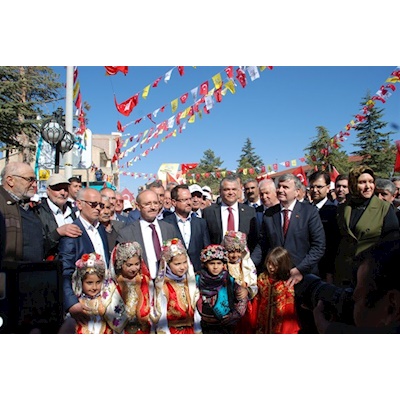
[81,200,105,209]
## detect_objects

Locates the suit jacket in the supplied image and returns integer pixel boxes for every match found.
[127,208,140,223]
[58,218,110,312]
[202,202,258,252]
[255,204,265,230]
[102,219,126,255]
[252,201,326,275]
[116,218,180,268]
[163,213,211,272]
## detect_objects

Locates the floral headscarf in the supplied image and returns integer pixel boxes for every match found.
[109,241,149,280]
[72,253,106,297]
[161,238,188,263]
[200,244,229,265]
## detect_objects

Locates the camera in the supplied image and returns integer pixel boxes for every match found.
[295,274,355,325]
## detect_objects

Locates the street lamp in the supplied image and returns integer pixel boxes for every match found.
[41,107,75,173]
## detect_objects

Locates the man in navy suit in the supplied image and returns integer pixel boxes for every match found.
[116,189,179,280]
[252,173,326,282]
[309,170,340,283]
[58,187,110,325]
[163,184,211,272]
[202,175,258,253]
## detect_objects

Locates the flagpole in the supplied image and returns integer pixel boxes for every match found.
[64,66,74,179]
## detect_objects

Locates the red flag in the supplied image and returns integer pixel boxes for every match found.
[152,77,162,87]
[203,105,210,114]
[114,94,138,116]
[330,166,340,183]
[214,88,222,103]
[200,81,209,95]
[292,166,308,186]
[147,113,156,124]
[284,161,290,167]
[225,66,233,79]
[273,163,278,171]
[166,172,180,184]
[181,163,198,174]
[117,121,124,132]
[105,66,128,76]
[177,66,185,76]
[394,141,400,172]
[180,93,189,104]
[236,68,247,88]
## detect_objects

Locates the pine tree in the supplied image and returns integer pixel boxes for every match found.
[351,93,396,178]
[236,137,264,180]
[188,149,224,192]
[304,126,351,175]
[0,66,63,162]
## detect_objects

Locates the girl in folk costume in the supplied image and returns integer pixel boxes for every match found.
[109,242,154,334]
[222,230,258,333]
[255,246,300,334]
[153,238,201,334]
[72,253,124,334]
[196,244,248,334]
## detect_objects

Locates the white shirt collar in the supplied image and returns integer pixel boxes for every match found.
[314,196,328,209]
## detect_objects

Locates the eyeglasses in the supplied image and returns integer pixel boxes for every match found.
[81,200,105,209]
[115,199,124,203]
[12,175,37,184]
[140,202,162,208]
[175,198,192,203]
[309,184,328,190]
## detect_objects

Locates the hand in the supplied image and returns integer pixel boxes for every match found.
[285,267,303,288]
[57,224,82,238]
[221,313,233,326]
[68,302,90,324]
[312,300,331,334]
[237,286,248,300]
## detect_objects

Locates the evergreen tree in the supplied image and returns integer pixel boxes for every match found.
[0,66,63,162]
[304,126,351,175]
[236,137,264,180]
[351,93,396,178]
[188,149,224,192]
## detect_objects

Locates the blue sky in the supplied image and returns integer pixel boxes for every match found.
[51,65,400,196]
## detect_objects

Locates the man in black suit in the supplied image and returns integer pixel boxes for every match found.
[202,175,258,253]
[243,178,262,208]
[116,189,179,280]
[164,184,211,272]
[58,187,110,325]
[309,170,340,283]
[255,178,279,229]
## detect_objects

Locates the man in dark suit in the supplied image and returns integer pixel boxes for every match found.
[116,189,179,280]
[243,178,262,208]
[255,178,279,229]
[202,175,258,252]
[308,170,340,283]
[163,184,211,272]
[100,187,129,223]
[58,187,110,325]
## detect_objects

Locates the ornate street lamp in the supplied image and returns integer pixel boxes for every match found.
[41,107,75,173]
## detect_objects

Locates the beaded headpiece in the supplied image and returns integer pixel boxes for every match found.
[200,244,229,264]
[72,253,106,296]
[222,230,248,252]
[111,241,143,273]
[161,238,187,263]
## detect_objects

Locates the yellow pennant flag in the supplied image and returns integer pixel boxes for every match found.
[188,114,195,123]
[172,129,177,137]
[207,88,215,96]
[243,169,248,176]
[142,84,150,99]
[171,98,178,113]
[386,77,399,83]
[221,171,226,178]
[291,160,297,167]
[73,81,80,99]
[225,80,235,94]
[180,108,188,119]
[259,66,267,71]
[212,73,223,89]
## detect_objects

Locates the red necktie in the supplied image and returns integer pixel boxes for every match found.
[227,207,235,231]
[282,209,290,237]
[149,223,161,260]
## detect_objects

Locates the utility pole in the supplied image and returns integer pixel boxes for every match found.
[64,66,74,179]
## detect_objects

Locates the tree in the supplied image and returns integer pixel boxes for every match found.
[0,66,63,162]
[236,138,264,180]
[304,126,351,175]
[351,93,396,178]
[188,149,224,192]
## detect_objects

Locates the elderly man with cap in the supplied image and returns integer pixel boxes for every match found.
[189,184,204,217]
[34,173,82,260]
[0,161,45,262]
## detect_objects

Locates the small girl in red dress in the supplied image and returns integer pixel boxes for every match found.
[153,238,201,334]
[255,246,300,334]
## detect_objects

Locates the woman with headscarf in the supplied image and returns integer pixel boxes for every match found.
[335,165,399,288]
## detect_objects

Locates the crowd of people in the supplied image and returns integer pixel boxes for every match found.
[1,160,400,334]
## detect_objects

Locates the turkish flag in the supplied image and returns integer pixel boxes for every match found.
[214,88,223,103]
[330,166,340,183]
[180,93,189,104]
[225,66,233,79]
[177,66,184,76]
[114,94,138,116]
[105,66,128,75]
[200,81,209,95]
[181,163,198,174]
[117,121,124,132]
[236,68,247,88]
[152,77,162,87]
[292,166,308,186]
[394,141,400,172]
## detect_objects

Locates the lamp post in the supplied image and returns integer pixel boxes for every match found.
[41,107,75,173]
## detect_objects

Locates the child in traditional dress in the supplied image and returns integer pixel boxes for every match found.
[153,238,201,334]
[109,242,153,334]
[255,246,300,334]
[196,244,248,334]
[222,230,258,333]
[72,252,122,334]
